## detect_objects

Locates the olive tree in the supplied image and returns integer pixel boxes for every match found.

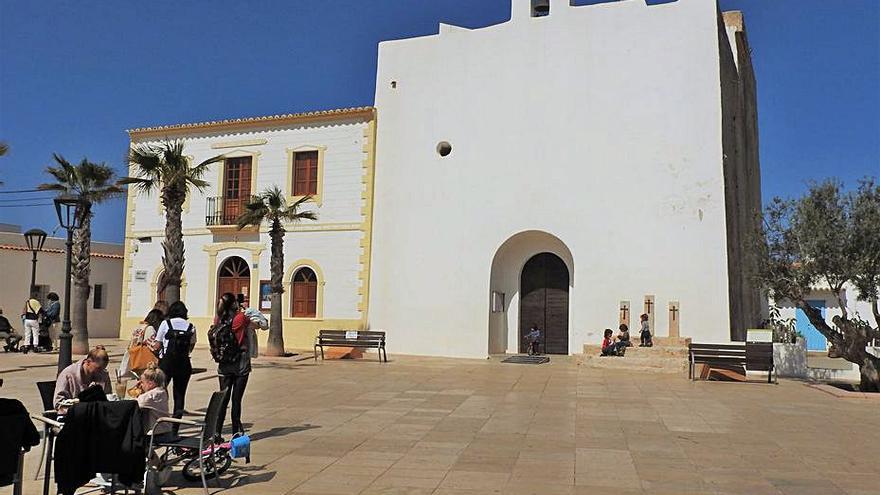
[754,179,880,391]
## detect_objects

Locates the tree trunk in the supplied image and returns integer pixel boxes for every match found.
[264,219,286,356]
[266,292,284,356]
[71,206,92,355]
[161,186,186,305]
[859,355,880,393]
[797,300,880,391]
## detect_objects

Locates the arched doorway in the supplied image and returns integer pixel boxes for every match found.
[218,256,251,306]
[520,252,569,354]
[290,267,318,318]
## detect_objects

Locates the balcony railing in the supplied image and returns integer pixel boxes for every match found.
[206,196,258,227]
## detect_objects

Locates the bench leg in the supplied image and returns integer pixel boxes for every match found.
[313,345,318,362]
[382,347,387,363]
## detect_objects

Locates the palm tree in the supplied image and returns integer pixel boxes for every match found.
[122,140,224,304]
[38,155,123,354]
[237,186,317,356]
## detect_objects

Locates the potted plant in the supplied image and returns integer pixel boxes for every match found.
[765,306,807,378]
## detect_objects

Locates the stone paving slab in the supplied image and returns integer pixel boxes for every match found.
[0,340,877,494]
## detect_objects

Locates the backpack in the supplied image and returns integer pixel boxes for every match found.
[208,317,242,365]
[163,319,193,360]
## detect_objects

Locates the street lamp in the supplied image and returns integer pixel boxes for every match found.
[23,228,48,295]
[53,195,83,374]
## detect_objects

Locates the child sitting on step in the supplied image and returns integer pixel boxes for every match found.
[600,329,625,356]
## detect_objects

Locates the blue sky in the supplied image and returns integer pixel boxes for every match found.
[1,0,877,243]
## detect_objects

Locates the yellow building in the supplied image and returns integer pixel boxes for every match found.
[121,107,376,349]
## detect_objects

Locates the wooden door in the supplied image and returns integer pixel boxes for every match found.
[218,256,251,306]
[291,267,317,317]
[520,253,569,354]
[222,157,252,224]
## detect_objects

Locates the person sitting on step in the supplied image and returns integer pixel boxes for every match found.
[617,323,633,348]
[600,329,625,356]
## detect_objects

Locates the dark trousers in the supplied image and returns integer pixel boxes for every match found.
[159,358,192,421]
[216,374,249,436]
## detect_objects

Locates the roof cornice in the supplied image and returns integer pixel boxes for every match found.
[128,106,375,139]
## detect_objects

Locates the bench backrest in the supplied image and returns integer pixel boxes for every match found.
[745,342,773,371]
[688,343,746,359]
[318,330,385,343]
[689,342,773,369]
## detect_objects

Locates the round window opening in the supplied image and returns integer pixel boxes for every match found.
[436,141,452,157]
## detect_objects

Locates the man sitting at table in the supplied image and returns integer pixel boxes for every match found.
[54,346,112,410]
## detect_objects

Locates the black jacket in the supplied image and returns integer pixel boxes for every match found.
[55,401,145,494]
[0,399,41,486]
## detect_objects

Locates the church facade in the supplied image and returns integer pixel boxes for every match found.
[368,0,762,357]
[121,0,762,358]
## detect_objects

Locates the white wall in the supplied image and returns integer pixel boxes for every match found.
[0,232,123,338]
[774,285,877,346]
[370,0,735,357]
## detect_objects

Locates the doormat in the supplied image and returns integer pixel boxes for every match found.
[502,355,550,365]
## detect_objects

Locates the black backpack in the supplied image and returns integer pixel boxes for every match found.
[163,319,193,360]
[208,317,241,365]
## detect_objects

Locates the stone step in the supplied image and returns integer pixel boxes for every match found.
[578,353,688,374]
[582,344,688,358]
[652,336,692,347]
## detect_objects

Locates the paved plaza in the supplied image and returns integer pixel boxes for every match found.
[2,340,877,495]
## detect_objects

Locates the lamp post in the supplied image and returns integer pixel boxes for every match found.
[23,228,48,295]
[54,195,82,374]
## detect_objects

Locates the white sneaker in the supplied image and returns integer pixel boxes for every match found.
[89,474,111,487]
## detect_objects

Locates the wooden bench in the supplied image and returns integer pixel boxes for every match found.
[314,330,387,362]
[688,342,775,383]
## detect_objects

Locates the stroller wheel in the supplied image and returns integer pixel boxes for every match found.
[182,450,231,481]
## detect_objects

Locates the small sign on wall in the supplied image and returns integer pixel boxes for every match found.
[747,329,773,343]
[491,292,505,313]
[134,270,148,281]
[259,280,271,312]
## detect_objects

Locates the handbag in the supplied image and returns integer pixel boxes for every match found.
[229,433,251,463]
[128,344,158,373]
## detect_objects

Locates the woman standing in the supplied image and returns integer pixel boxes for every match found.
[155,301,196,430]
[214,293,252,440]
[21,291,42,354]
[119,309,163,377]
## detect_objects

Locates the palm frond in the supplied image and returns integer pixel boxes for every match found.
[127,143,162,178]
[0,142,8,156]
[236,207,268,230]
[186,177,211,191]
[282,209,318,222]
[118,176,157,195]
[36,183,68,192]
[189,154,225,181]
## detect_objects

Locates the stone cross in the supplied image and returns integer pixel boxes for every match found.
[668,300,680,338]
[644,295,655,334]
[619,301,630,328]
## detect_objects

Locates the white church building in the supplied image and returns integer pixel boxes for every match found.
[122,0,762,358]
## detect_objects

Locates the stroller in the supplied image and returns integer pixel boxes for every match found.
[145,389,248,494]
